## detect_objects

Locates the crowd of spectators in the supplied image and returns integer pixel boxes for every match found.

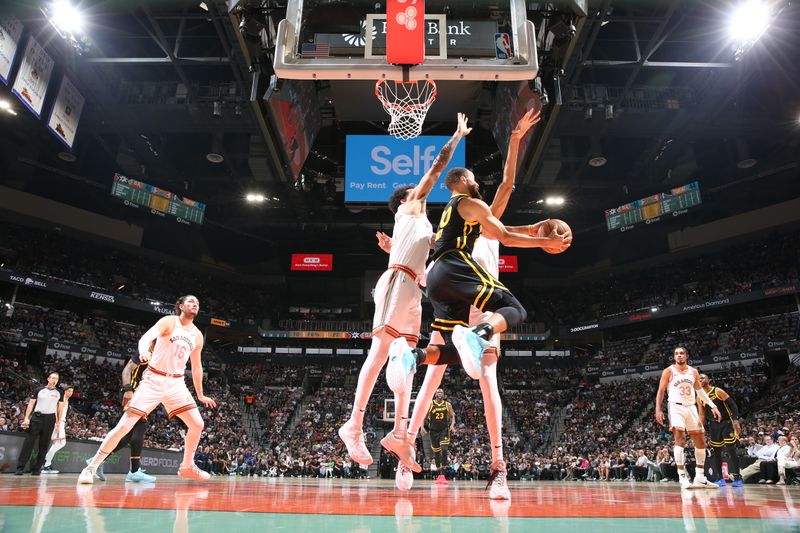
[595,311,799,368]
[0,222,276,323]
[533,231,799,326]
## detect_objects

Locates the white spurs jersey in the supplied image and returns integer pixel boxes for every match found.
[149,317,197,375]
[668,364,697,406]
[389,208,433,277]
[471,236,499,277]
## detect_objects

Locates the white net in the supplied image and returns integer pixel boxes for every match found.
[375,80,437,140]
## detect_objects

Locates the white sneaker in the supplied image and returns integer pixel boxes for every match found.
[693,474,718,489]
[395,464,414,491]
[679,476,692,490]
[386,338,416,394]
[338,421,373,465]
[488,460,511,500]
[78,466,96,485]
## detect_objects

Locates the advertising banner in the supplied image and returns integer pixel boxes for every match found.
[290,254,333,271]
[47,75,85,149]
[597,351,763,379]
[498,255,518,273]
[11,37,54,117]
[345,135,466,203]
[0,432,182,474]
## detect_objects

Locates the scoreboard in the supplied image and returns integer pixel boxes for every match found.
[111,174,206,225]
[605,181,701,232]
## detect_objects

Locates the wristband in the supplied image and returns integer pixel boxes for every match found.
[122,384,132,392]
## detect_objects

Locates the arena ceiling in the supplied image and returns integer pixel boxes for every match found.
[0,0,799,270]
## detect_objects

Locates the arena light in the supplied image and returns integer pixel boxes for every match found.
[650,307,659,313]
[729,0,773,59]
[45,0,85,36]
[246,193,266,203]
[0,99,16,115]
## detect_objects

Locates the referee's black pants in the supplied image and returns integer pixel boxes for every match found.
[17,413,56,474]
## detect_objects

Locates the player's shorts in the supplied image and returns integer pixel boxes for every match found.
[708,419,738,447]
[125,368,197,419]
[469,306,501,353]
[429,427,451,451]
[372,264,422,345]
[427,251,521,336]
[668,402,704,434]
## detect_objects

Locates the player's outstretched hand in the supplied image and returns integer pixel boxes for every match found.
[376,231,392,254]
[122,391,133,407]
[543,234,572,253]
[456,112,472,137]
[511,108,542,138]
[655,410,665,426]
[198,395,217,409]
[712,406,722,423]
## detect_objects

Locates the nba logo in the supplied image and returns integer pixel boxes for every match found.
[495,33,512,60]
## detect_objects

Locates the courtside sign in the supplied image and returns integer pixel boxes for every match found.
[345,135,466,203]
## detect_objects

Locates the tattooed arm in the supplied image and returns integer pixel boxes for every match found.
[407,113,472,202]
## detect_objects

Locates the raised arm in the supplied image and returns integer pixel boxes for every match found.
[458,198,570,251]
[407,113,472,202]
[490,109,540,218]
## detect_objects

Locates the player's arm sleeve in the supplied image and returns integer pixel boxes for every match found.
[723,395,739,419]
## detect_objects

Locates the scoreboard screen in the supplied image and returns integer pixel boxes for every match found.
[111,174,206,225]
[605,181,701,232]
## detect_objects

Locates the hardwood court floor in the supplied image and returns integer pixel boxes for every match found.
[1,475,798,532]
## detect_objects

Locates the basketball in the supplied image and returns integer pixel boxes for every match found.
[536,219,572,254]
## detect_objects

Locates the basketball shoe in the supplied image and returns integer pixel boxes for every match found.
[381,433,421,473]
[452,325,490,380]
[679,474,693,490]
[338,421,373,465]
[692,472,718,489]
[386,338,417,394]
[488,460,511,500]
[177,463,210,481]
[126,468,156,483]
[395,464,414,491]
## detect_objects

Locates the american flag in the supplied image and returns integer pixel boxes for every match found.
[301,42,330,58]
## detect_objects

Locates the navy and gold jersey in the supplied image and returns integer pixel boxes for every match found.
[427,400,450,431]
[431,194,481,262]
[130,361,149,392]
[704,387,734,422]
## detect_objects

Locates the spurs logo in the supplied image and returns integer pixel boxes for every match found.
[396,0,418,30]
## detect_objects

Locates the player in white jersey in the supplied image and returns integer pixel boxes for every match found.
[655,346,721,489]
[79,295,216,484]
[42,385,73,473]
[338,114,472,475]
[384,109,545,499]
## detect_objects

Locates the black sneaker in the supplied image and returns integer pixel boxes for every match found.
[31,470,41,476]
[14,470,24,476]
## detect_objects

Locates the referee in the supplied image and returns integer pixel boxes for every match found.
[16,372,63,475]
[699,373,743,487]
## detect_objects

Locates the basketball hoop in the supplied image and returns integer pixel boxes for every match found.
[375,79,437,140]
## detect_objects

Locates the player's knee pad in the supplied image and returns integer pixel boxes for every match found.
[495,300,527,328]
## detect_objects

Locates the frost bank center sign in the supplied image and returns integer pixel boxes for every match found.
[345,135,466,203]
